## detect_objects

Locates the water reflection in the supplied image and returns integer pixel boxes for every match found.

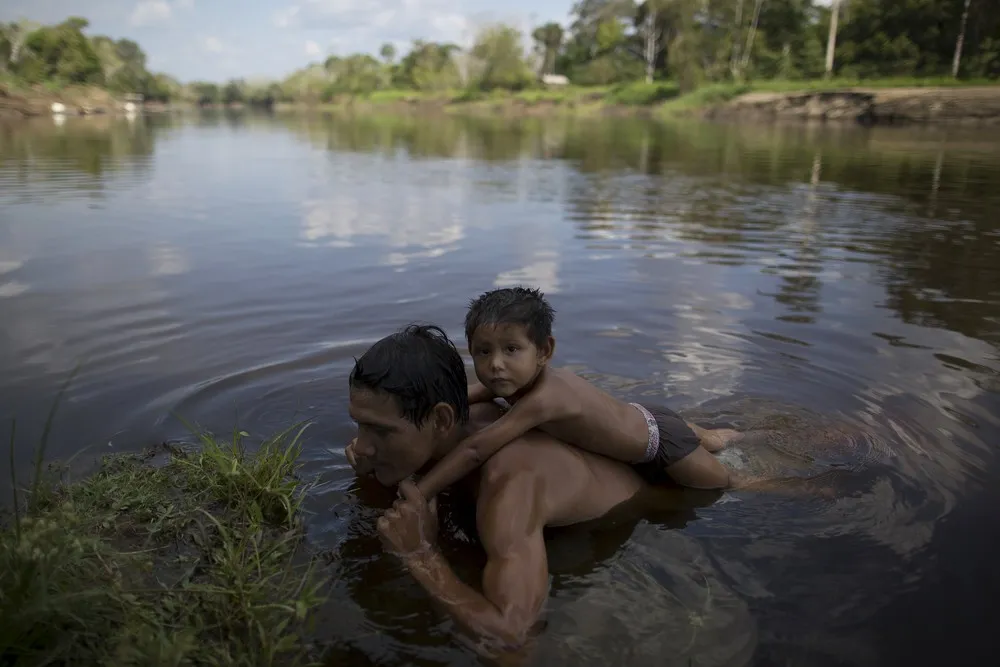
[1,111,999,666]
[0,115,167,204]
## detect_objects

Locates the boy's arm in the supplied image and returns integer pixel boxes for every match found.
[416,396,548,499]
[468,383,495,405]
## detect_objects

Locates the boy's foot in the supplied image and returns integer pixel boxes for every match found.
[699,428,743,453]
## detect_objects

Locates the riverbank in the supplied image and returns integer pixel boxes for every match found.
[0,82,124,119]
[704,85,1000,125]
[5,78,1000,125]
[276,80,1000,125]
[0,423,330,665]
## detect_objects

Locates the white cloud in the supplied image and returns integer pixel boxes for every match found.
[176,0,195,7]
[272,0,476,52]
[203,36,224,53]
[129,0,172,27]
[304,40,322,58]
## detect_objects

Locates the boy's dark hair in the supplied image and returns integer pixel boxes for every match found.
[350,324,470,427]
[464,286,555,347]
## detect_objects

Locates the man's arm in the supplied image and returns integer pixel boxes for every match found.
[468,382,495,405]
[400,473,548,647]
[416,395,548,499]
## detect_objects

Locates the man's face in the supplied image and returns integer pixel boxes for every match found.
[348,386,437,486]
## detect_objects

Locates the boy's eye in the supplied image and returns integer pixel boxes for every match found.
[506,345,519,353]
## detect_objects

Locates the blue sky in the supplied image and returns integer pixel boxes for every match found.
[0,0,572,82]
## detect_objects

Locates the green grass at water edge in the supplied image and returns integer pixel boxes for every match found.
[1,417,331,666]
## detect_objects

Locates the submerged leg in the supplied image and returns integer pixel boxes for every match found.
[686,422,745,453]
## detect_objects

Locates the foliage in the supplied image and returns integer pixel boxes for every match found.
[1,410,330,666]
[2,2,998,108]
[1,16,176,102]
[16,17,103,85]
[470,24,535,91]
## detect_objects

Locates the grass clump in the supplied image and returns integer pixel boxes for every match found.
[1,419,330,666]
[606,81,681,106]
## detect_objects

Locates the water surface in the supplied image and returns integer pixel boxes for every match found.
[1,111,998,666]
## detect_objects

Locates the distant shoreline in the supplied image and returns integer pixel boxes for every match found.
[4,81,1000,126]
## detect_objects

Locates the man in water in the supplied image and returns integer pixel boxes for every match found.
[345,324,714,649]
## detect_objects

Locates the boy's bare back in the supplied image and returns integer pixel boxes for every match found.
[506,367,651,464]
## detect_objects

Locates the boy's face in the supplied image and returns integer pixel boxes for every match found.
[469,323,552,398]
[348,386,439,486]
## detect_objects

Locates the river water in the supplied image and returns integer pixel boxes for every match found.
[1,111,998,666]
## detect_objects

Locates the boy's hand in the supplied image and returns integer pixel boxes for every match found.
[345,437,374,476]
[468,383,495,405]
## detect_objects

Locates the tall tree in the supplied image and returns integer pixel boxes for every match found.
[636,1,666,83]
[532,22,565,75]
[825,0,841,77]
[471,24,534,90]
[379,42,396,65]
[952,0,973,77]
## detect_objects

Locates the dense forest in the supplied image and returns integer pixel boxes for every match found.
[2,0,998,106]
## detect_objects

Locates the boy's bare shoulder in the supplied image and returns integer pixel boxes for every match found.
[528,367,590,418]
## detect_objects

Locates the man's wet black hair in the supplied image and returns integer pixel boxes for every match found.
[464,286,555,347]
[349,324,470,427]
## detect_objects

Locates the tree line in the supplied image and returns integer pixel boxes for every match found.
[3,1,998,107]
[0,17,179,101]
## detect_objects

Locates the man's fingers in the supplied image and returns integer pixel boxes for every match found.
[397,479,425,505]
[428,497,438,515]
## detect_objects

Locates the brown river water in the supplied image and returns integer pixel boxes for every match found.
[1,111,998,666]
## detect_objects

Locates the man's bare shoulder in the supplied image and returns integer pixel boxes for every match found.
[478,429,647,528]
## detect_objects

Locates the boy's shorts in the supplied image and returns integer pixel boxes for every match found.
[629,403,701,485]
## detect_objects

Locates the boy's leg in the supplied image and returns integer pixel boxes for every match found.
[685,421,743,453]
[642,407,734,489]
[665,446,732,489]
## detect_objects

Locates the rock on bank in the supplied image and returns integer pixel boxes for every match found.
[705,86,1000,125]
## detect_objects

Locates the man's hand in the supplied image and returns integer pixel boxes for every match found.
[377,480,439,560]
[345,437,374,476]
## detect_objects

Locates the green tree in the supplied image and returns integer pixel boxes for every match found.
[396,40,462,91]
[471,24,534,91]
[16,18,103,84]
[191,81,220,105]
[379,42,396,64]
[532,22,565,76]
[222,79,245,105]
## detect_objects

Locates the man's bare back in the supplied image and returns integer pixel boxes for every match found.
[470,402,656,526]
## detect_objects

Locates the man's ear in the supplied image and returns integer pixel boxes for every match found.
[538,336,556,364]
[430,402,457,434]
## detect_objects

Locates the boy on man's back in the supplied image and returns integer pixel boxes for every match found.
[415,287,739,500]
